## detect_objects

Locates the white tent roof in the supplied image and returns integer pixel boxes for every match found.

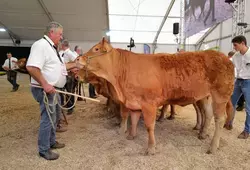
[0,0,208,45]
[0,0,109,42]
[108,0,208,44]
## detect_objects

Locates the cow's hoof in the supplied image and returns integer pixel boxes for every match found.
[145,147,155,155]
[118,128,127,136]
[223,124,233,130]
[126,134,135,140]
[167,116,175,120]
[157,118,164,122]
[206,150,212,154]
[198,133,209,140]
[193,125,201,130]
[206,148,216,154]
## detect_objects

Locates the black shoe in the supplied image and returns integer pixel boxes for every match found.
[15,84,19,91]
[238,131,249,139]
[236,105,244,111]
[39,150,59,160]
[77,98,83,101]
[11,84,19,92]
[50,141,65,149]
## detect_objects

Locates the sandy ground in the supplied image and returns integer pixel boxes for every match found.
[0,73,249,170]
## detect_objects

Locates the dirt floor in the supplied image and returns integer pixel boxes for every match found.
[0,73,249,170]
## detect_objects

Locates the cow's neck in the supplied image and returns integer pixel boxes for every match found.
[89,49,126,103]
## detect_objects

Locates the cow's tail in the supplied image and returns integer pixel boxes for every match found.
[225,100,234,125]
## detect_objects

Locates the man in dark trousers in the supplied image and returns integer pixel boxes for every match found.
[61,40,78,114]
[228,51,245,111]
[73,45,85,101]
[227,35,250,139]
[236,94,245,111]
[2,52,20,92]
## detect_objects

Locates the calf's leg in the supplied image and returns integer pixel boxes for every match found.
[207,101,226,154]
[119,104,129,135]
[167,105,176,120]
[127,111,141,140]
[142,104,157,155]
[197,97,213,140]
[193,103,202,130]
[157,104,168,122]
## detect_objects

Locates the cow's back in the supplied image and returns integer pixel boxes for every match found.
[116,50,234,107]
[158,50,234,105]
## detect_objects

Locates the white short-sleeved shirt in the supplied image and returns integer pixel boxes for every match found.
[59,50,64,57]
[73,51,79,57]
[2,57,18,70]
[26,35,67,88]
[229,58,237,78]
[62,48,77,63]
[232,47,250,79]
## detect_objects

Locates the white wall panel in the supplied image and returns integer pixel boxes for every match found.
[0,39,195,54]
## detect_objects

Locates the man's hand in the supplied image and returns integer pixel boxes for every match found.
[3,66,9,71]
[42,83,56,94]
[26,66,54,94]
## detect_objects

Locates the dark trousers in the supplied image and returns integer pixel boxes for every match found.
[31,87,61,154]
[78,83,82,96]
[7,70,18,89]
[89,83,96,97]
[65,76,77,111]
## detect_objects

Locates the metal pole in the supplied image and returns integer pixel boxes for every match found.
[179,0,185,50]
[152,0,176,53]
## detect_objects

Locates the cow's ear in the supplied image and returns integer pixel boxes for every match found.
[101,37,108,52]
[101,37,109,45]
[101,37,112,52]
[101,37,106,46]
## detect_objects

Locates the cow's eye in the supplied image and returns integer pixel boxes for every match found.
[95,48,99,51]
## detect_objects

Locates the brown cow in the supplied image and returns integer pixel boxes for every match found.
[77,62,206,133]
[76,68,204,132]
[77,58,203,131]
[76,38,234,154]
[12,58,28,73]
[76,68,121,120]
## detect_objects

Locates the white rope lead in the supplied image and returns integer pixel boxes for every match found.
[43,91,77,130]
[43,91,58,130]
[31,84,100,130]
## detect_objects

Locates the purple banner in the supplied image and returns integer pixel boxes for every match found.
[184,0,233,37]
[143,44,150,54]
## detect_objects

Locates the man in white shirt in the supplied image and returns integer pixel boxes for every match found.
[2,52,19,91]
[73,45,82,56]
[26,21,78,160]
[228,35,250,139]
[62,40,77,63]
[228,51,245,112]
[61,40,78,114]
[73,45,85,101]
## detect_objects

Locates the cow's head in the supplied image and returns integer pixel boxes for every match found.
[75,66,104,84]
[76,37,113,72]
[16,58,27,69]
[75,68,87,83]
